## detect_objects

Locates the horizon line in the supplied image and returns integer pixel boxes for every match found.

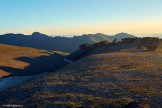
[0,32,162,37]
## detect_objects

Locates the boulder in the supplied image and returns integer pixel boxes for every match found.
[138,37,159,51]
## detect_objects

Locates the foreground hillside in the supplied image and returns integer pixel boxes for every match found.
[0,42,162,108]
[0,44,68,78]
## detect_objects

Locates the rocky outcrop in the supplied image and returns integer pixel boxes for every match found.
[79,43,90,50]
[98,40,110,46]
[68,37,160,61]
[112,39,117,44]
[122,38,141,43]
[67,40,111,61]
[137,37,159,51]
[159,39,162,43]
[121,37,160,51]
[78,40,110,59]
[93,40,109,48]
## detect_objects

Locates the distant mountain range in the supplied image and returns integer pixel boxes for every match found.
[0,32,136,52]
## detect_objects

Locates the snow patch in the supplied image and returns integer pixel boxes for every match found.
[64,59,73,63]
[0,72,51,91]
[0,76,33,91]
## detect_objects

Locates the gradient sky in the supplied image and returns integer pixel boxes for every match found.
[0,0,162,35]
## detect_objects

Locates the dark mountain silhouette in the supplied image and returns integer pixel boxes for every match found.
[0,32,136,52]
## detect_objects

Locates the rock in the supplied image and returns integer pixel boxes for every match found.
[138,37,159,51]
[79,43,90,50]
[122,38,141,43]
[93,43,102,48]
[93,40,110,48]
[160,39,162,43]
[112,39,117,44]
[98,40,110,46]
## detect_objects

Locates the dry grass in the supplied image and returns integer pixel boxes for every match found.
[0,44,68,77]
[0,43,162,107]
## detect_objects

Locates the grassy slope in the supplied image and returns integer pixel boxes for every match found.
[0,43,162,107]
[90,35,111,43]
[0,44,68,77]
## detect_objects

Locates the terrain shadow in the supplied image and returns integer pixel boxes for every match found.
[0,52,69,77]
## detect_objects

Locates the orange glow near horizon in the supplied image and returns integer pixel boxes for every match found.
[36,18,162,35]
[1,18,162,35]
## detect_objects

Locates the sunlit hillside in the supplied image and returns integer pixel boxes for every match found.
[0,44,69,78]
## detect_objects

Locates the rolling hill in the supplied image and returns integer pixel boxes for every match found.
[0,41,162,108]
[109,32,136,41]
[0,32,136,53]
[0,44,69,78]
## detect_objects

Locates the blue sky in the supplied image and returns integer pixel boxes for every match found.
[0,0,162,35]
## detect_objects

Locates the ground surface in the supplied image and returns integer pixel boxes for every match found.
[0,43,162,108]
[0,44,68,77]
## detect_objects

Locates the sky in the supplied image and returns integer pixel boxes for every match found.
[0,0,162,35]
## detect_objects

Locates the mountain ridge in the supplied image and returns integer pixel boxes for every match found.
[0,32,136,53]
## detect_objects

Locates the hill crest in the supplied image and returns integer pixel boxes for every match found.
[0,32,136,52]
